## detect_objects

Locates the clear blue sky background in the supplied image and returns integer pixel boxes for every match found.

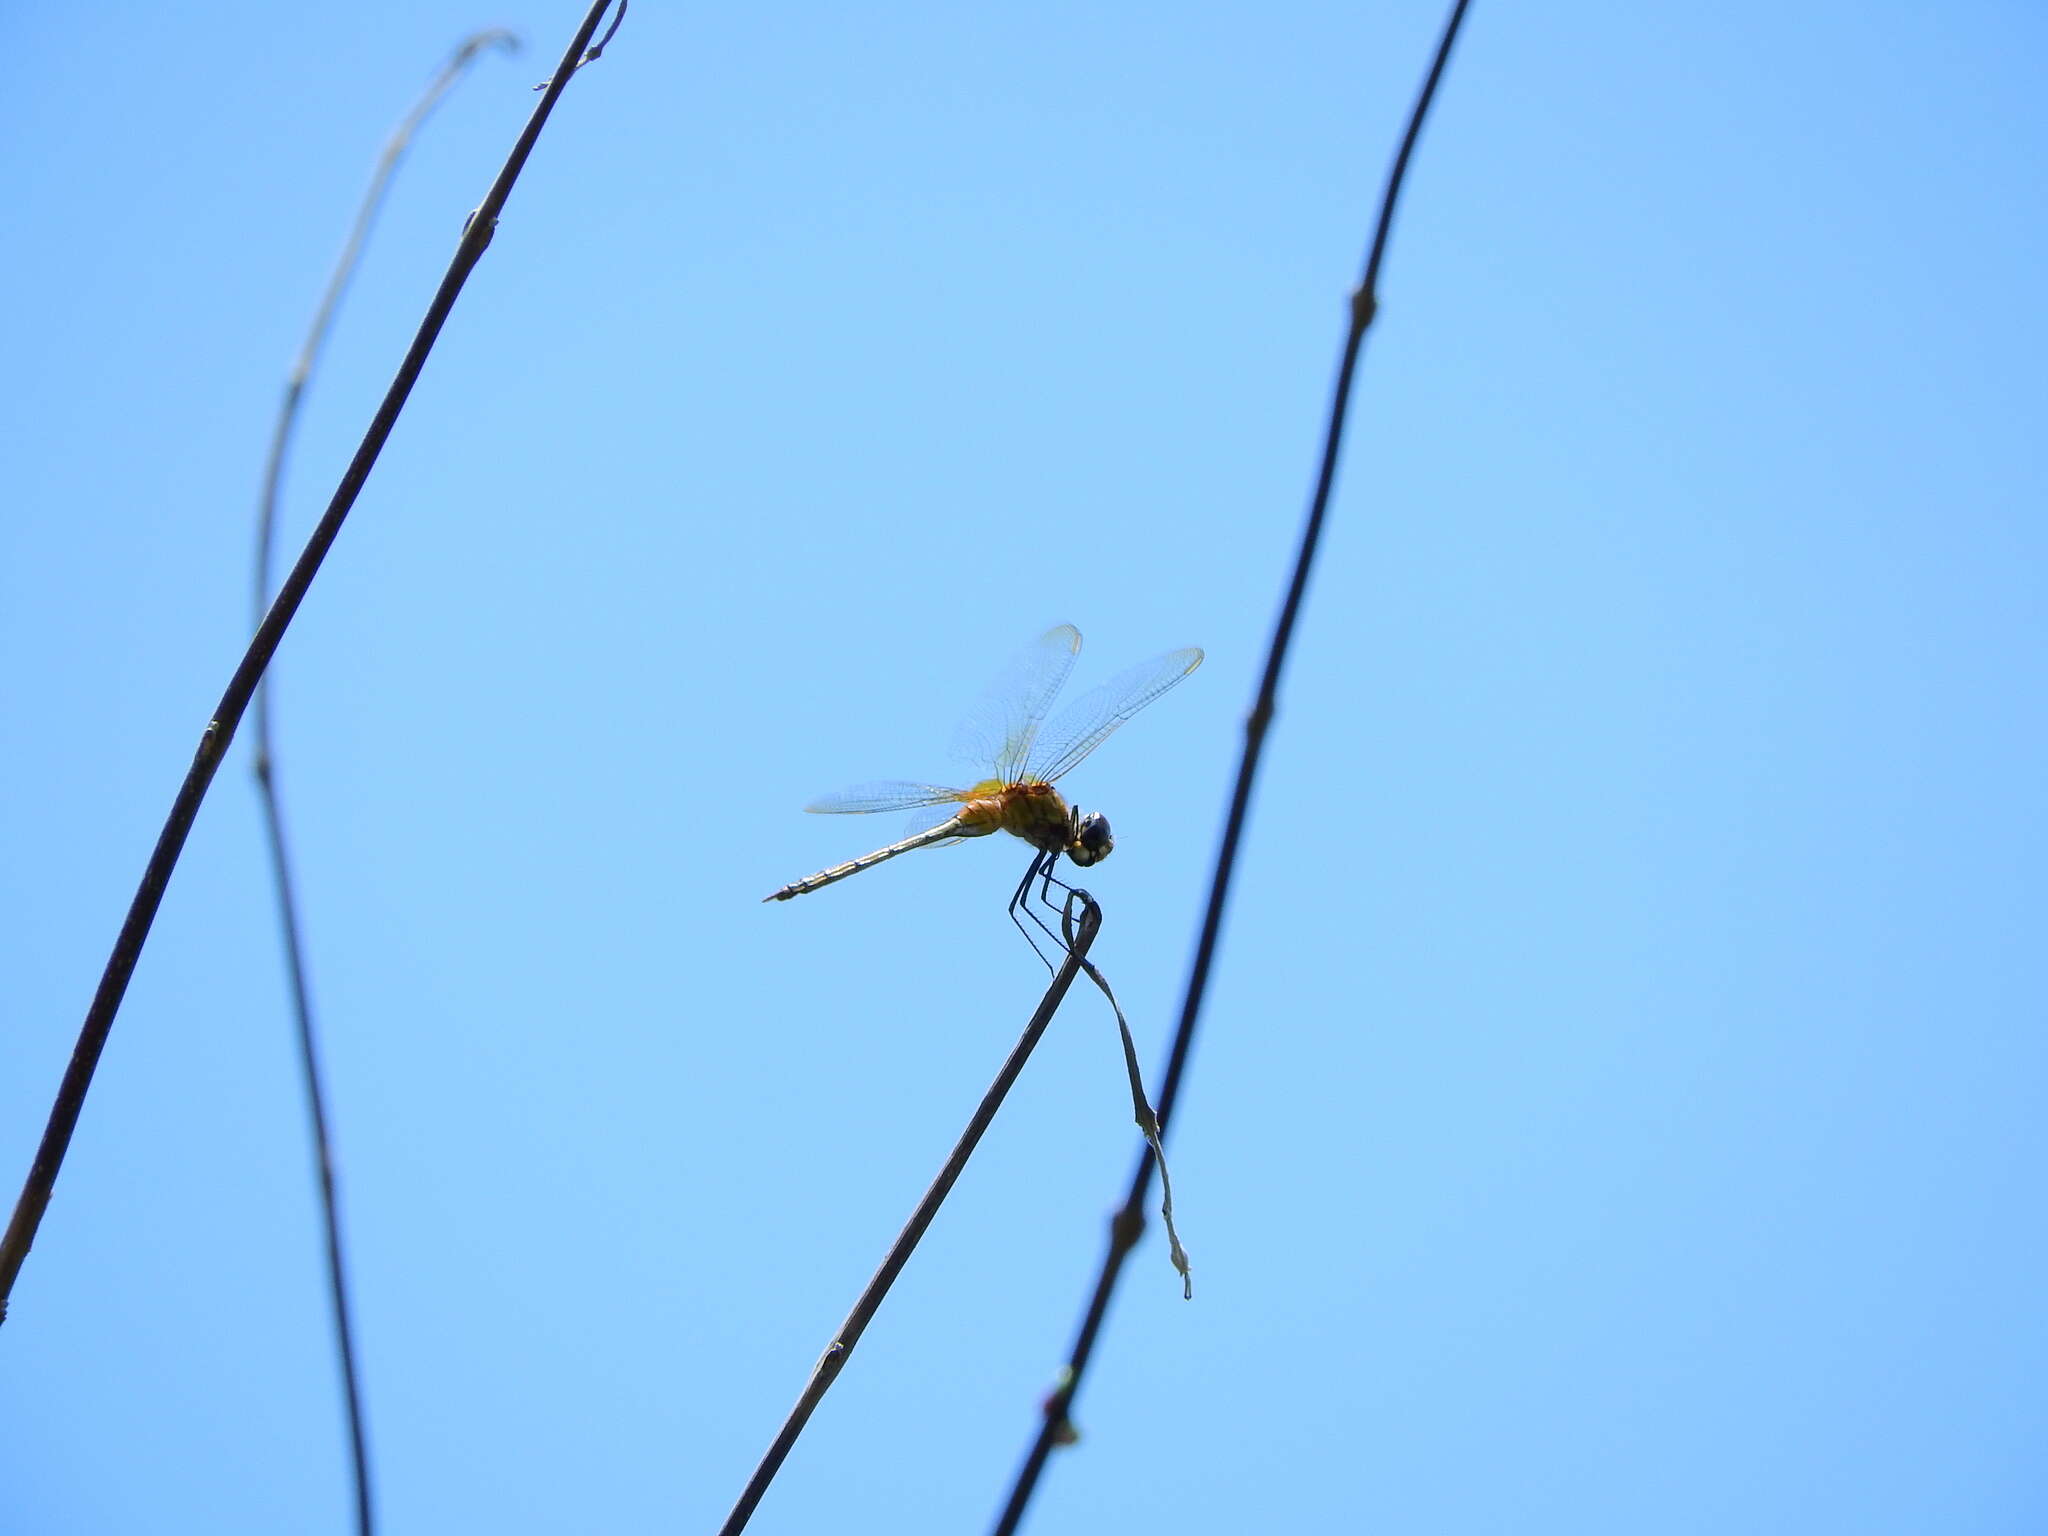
[5,4,2045,1532]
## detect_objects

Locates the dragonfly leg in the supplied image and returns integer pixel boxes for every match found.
[1008,850,1072,973]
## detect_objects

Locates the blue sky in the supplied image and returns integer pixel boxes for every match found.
[4,3,2045,1532]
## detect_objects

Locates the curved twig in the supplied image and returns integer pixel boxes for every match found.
[249,31,517,1536]
[1060,890,1190,1298]
[536,0,626,88]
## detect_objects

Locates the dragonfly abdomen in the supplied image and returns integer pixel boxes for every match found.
[762,814,988,902]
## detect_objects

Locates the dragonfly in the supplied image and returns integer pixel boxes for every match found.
[764,624,1203,953]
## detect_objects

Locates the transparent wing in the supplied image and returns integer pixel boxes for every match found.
[1023,646,1205,785]
[901,802,972,846]
[804,780,970,815]
[947,624,1082,781]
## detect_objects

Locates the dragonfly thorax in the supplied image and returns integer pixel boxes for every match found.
[975,784,1114,866]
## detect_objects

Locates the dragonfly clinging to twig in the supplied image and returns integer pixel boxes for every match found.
[764,624,1203,955]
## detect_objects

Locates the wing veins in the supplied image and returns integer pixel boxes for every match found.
[1025,646,1204,784]
[804,780,967,815]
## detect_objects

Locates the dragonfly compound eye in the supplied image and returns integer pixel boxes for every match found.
[1070,811,1114,867]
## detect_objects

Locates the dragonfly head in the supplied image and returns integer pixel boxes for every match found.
[1068,809,1114,867]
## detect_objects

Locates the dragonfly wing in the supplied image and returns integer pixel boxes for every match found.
[804,780,968,815]
[1025,646,1204,784]
[901,801,971,845]
[948,624,1082,782]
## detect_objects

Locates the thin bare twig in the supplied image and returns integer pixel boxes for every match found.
[718,896,1105,1536]
[990,2,1475,1525]
[250,31,516,1536]
[0,0,623,1322]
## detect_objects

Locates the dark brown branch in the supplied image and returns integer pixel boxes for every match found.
[990,2,1476,1528]
[0,0,623,1322]
[718,897,1104,1536]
